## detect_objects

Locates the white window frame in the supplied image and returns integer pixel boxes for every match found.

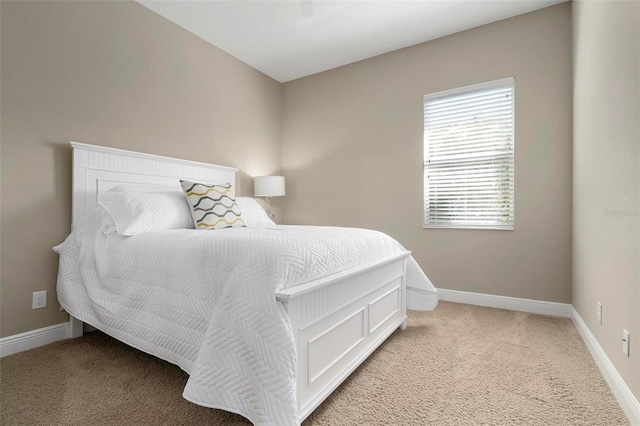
[423,77,515,230]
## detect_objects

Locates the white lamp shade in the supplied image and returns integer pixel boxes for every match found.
[254,176,286,197]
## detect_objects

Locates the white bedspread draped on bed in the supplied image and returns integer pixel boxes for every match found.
[54,209,438,426]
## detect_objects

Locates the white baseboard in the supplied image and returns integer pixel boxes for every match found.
[571,307,640,425]
[437,288,573,317]
[0,322,69,358]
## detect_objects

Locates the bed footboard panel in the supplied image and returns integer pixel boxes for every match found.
[276,252,409,423]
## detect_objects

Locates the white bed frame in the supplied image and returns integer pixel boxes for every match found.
[68,141,409,424]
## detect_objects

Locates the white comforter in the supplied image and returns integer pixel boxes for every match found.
[55,209,438,425]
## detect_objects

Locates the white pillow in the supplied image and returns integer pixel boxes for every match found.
[98,191,194,236]
[236,197,276,227]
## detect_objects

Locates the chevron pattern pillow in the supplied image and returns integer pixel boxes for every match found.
[180,180,246,230]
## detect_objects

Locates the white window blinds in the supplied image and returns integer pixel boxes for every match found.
[424,77,514,230]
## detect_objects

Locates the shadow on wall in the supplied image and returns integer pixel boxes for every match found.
[51,141,73,213]
[283,145,422,232]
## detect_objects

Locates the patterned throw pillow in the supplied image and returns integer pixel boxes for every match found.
[180,180,246,230]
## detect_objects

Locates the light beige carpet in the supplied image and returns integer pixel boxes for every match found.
[0,302,629,425]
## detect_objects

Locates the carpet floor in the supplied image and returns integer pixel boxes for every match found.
[0,301,629,425]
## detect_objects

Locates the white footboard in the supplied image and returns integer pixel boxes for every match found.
[276,251,409,423]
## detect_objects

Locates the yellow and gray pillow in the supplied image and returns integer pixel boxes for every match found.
[180,180,245,229]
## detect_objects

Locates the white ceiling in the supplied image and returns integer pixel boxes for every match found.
[138,0,567,83]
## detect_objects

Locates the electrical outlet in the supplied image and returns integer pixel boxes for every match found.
[596,302,602,325]
[32,291,47,309]
[622,330,630,357]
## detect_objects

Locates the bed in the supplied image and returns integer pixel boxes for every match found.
[55,142,438,425]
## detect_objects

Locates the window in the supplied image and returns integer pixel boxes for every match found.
[423,77,514,230]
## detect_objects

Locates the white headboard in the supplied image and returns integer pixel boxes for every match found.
[71,142,238,227]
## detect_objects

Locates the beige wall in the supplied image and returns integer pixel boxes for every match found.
[281,4,573,303]
[0,1,282,337]
[572,0,640,402]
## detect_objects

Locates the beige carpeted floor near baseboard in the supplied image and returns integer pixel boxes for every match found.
[0,302,629,425]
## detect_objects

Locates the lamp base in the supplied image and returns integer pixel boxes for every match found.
[265,196,275,221]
